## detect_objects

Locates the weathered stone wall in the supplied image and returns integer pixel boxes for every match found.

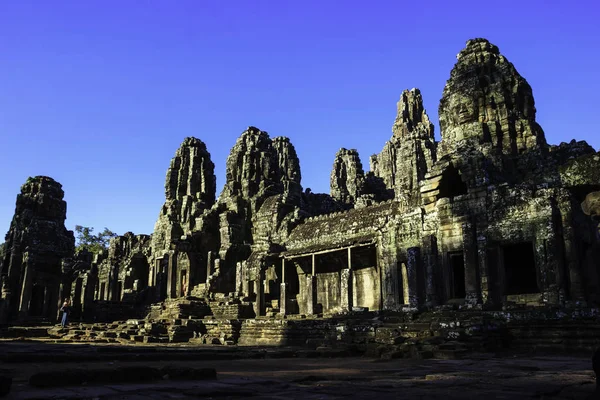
[97,233,152,303]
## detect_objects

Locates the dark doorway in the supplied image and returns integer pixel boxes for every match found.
[438,164,468,200]
[100,282,106,300]
[503,242,538,295]
[29,284,45,316]
[448,252,466,299]
[285,259,301,315]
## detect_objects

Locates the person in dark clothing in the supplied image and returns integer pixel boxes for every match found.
[60,299,71,328]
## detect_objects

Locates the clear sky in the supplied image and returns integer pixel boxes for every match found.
[1,1,599,237]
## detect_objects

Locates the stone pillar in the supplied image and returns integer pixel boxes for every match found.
[462,220,480,305]
[254,273,265,317]
[18,258,33,319]
[242,263,250,297]
[235,262,243,294]
[477,235,490,305]
[6,250,23,308]
[559,200,585,302]
[536,229,560,305]
[280,283,288,316]
[379,232,400,311]
[305,275,318,315]
[206,251,214,281]
[42,286,51,318]
[167,251,177,299]
[340,268,353,312]
[154,259,162,302]
[0,279,12,325]
[153,259,159,288]
[406,247,421,307]
[423,235,438,307]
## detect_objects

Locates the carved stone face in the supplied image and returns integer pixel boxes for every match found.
[456,97,477,125]
[583,192,600,220]
[582,191,600,240]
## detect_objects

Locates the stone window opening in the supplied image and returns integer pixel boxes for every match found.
[503,242,538,295]
[437,164,468,200]
[448,251,466,300]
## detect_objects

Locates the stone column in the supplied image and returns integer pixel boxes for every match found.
[559,200,584,302]
[340,248,353,312]
[7,250,23,311]
[423,235,439,307]
[462,220,480,305]
[405,247,421,307]
[305,275,318,315]
[235,262,243,295]
[535,229,560,305]
[42,285,51,318]
[206,251,214,281]
[242,263,250,297]
[18,258,32,319]
[155,259,163,302]
[167,251,176,299]
[254,272,265,317]
[279,259,287,315]
[477,235,490,305]
[280,283,288,316]
[340,268,353,313]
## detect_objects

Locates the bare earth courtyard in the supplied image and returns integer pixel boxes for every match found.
[0,341,597,399]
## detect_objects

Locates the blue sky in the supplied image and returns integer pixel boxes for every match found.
[1,1,599,237]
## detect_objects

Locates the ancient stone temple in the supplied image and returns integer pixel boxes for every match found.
[1,39,599,349]
[0,176,74,323]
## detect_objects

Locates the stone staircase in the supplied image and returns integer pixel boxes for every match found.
[238,318,337,347]
[506,321,600,353]
[5,302,600,360]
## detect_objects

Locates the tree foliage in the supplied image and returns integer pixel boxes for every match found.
[74,225,117,254]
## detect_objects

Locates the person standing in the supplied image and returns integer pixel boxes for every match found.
[60,299,71,328]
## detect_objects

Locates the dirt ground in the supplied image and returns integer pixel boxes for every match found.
[0,342,598,399]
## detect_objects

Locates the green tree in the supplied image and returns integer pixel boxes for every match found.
[74,226,117,254]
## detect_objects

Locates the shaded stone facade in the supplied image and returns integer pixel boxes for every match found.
[1,38,599,331]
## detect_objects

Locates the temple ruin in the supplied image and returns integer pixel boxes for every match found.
[1,38,599,350]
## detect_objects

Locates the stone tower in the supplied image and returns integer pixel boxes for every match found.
[371,88,437,205]
[438,38,547,159]
[152,137,216,258]
[0,176,74,323]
